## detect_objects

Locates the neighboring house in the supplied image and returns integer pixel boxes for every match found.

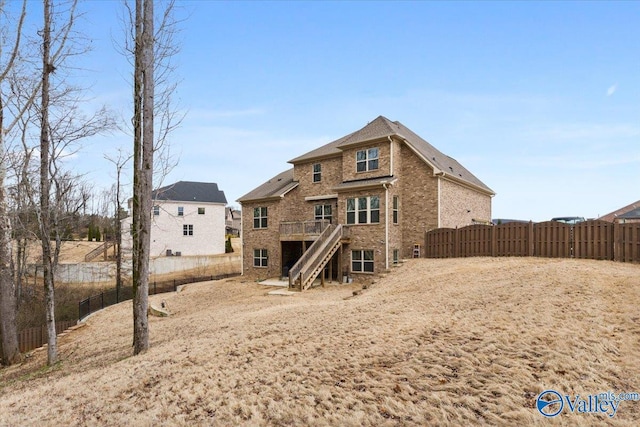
[238,116,494,288]
[598,200,640,224]
[123,181,228,257]
[225,207,242,236]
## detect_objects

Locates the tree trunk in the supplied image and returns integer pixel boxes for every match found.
[0,0,27,366]
[0,114,20,365]
[132,0,154,355]
[40,0,57,366]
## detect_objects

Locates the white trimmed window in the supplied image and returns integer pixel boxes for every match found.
[346,196,379,224]
[153,205,160,216]
[253,249,268,267]
[313,163,321,183]
[253,207,268,228]
[393,196,399,224]
[352,250,374,273]
[178,206,184,216]
[393,249,399,265]
[198,207,205,215]
[314,204,332,223]
[183,224,193,236]
[356,148,379,172]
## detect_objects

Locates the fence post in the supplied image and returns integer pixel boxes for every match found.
[490,225,496,257]
[454,227,459,258]
[613,221,620,262]
[528,221,534,257]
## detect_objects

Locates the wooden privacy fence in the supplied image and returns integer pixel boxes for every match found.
[425,220,640,262]
[18,320,78,353]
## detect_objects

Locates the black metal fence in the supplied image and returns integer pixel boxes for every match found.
[78,273,240,321]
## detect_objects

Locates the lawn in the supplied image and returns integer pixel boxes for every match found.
[1,257,638,426]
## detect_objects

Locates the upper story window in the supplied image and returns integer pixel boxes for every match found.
[178,206,184,216]
[183,224,193,236]
[346,196,379,224]
[313,163,321,183]
[356,148,379,172]
[153,205,160,216]
[198,207,205,215]
[314,204,332,223]
[393,196,399,224]
[253,207,268,229]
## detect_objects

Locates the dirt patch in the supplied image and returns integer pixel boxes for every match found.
[1,257,639,425]
[21,240,108,264]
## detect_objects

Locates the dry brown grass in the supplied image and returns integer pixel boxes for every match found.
[1,257,639,426]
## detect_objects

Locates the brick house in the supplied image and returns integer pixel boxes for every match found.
[238,116,494,289]
[123,181,228,257]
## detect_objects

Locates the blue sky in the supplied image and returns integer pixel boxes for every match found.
[27,1,640,221]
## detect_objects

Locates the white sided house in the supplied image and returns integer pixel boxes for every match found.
[124,181,228,257]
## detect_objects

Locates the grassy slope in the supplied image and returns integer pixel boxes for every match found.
[1,257,639,426]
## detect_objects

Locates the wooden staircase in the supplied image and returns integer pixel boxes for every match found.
[84,240,116,262]
[288,224,349,291]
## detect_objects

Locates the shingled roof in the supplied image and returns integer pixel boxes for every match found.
[153,181,227,204]
[289,115,493,194]
[598,200,640,222]
[237,169,298,202]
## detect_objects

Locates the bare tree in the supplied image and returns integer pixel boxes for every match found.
[124,0,182,355]
[36,0,114,365]
[105,149,131,301]
[0,0,27,367]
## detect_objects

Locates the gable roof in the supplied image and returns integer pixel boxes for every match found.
[598,199,640,222]
[237,169,298,203]
[153,181,227,204]
[289,115,493,194]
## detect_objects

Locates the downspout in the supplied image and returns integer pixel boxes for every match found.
[388,136,394,176]
[383,182,390,271]
[437,176,441,228]
[239,204,244,276]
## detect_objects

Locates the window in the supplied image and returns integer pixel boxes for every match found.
[153,205,160,216]
[253,207,268,228]
[346,196,379,224]
[393,249,399,265]
[183,224,193,236]
[198,207,205,215]
[253,249,268,267]
[178,206,184,216]
[393,196,399,224]
[356,148,379,172]
[313,163,321,183]
[352,250,374,273]
[314,204,332,223]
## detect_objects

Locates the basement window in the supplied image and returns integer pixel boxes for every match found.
[352,250,374,273]
[253,249,268,267]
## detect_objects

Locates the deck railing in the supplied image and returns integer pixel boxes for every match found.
[279,220,330,240]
